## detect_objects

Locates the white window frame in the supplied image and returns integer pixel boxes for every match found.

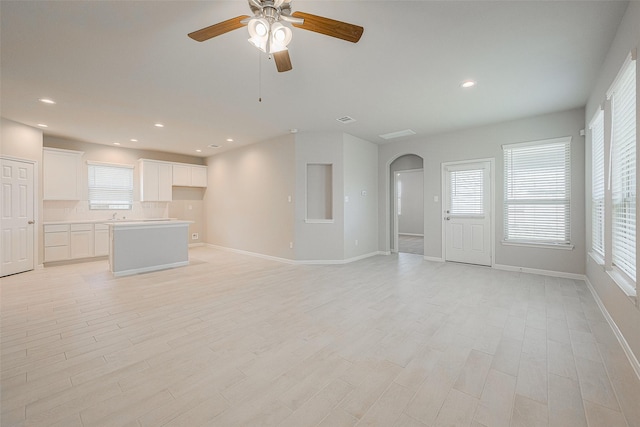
[602,51,637,296]
[502,136,573,249]
[590,107,605,261]
[88,161,134,210]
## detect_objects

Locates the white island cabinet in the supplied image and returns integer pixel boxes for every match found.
[108,220,192,277]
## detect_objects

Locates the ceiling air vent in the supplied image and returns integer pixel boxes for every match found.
[208,144,220,148]
[336,116,356,124]
[378,129,416,140]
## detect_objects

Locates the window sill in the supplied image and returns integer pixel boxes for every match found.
[501,241,574,250]
[607,268,637,299]
[305,219,334,224]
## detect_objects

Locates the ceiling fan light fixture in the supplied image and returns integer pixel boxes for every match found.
[248,17,270,52]
[269,22,292,53]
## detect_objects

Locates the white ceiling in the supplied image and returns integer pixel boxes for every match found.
[0,1,629,157]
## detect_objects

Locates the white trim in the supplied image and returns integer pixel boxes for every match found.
[493,263,585,280]
[501,136,572,150]
[112,260,190,277]
[501,241,575,250]
[206,244,297,264]
[205,244,384,265]
[188,243,205,248]
[42,146,84,155]
[399,233,424,237]
[584,276,640,381]
[607,267,637,298]
[606,50,636,99]
[423,255,445,263]
[87,160,134,169]
[304,219,334,224]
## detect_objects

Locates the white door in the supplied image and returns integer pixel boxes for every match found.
[444,161,491,266]
[1,158,35,276]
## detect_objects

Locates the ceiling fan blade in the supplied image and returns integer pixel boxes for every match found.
[273,50,293,72]
[188,15,250,42]
[291,11,363,43]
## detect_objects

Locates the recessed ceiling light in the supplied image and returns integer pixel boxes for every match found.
[39,98,56,104]
[154,123,164,128]
[196,149,202,153]
[226,138,234,142]
[113,142,121,146]
[130,138,138,142]
[290,128,298,134]
[37,123,48,128]
[461,80,477,88]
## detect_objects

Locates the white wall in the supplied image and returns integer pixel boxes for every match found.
[343,133,379,260]
[378,108,586,275]
[397,170,424,236]
[205,134,296,260]
[294,132,345,261]
[0,118,44,264]
[584,1,640,365]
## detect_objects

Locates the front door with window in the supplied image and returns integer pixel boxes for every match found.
[443,161,492,266]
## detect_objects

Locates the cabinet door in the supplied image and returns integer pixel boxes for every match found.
[158,163,173,201]
[172,164,191,186]
[70,230,93,259]
[191,166,208,187]
[94,227,110,256]
[140,161,159,201]
[43,148,82,200]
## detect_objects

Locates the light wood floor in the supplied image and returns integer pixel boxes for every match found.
[398,235,424,255]
[2,247,639,427]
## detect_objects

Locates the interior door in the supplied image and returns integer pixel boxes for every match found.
[444,161,491,266]
[1,158,35,276]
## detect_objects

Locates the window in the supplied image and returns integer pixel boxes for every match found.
[449,168,484,216]
[88,162,134,210]
[590,109,605,258]
[503,137,571,246]
[608,56,636,282]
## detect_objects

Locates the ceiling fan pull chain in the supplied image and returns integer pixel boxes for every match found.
[258,51,262,102]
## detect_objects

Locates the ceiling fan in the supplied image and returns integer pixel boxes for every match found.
[188,0,364,73]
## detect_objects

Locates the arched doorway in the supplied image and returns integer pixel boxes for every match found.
[389,154,424,255]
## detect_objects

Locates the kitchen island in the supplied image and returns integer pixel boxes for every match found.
[107,220,192,277]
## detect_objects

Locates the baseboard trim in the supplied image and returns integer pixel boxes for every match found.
[205,244,297,264]
[493,263,586,280]
[188,243,205,248]
[584,277,640,381]
[399,233,424,237]
[112,260,190,277]
[296,251,380,265]
[423,256,445,263]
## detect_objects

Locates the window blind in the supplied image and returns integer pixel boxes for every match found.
[503,138,571,244]
[609,59,636,281]
[88,162,134,210]
[590,110,605,257]
[449,168,484,216]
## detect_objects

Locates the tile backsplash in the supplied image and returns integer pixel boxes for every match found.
[43,200,169,222]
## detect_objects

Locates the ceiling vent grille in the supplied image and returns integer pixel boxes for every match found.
[208,144,220,148]
[336,116,356,124]
[378,129,416,140]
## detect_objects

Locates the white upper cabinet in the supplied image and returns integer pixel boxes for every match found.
[139,159,173,202]
[43,147,83,200]
[172,163,207,187]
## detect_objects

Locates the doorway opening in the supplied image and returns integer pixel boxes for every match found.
[390,155,424,255]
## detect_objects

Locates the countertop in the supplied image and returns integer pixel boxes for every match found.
[43,218,177,225]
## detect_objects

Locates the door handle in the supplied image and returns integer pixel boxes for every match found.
[445,217,450,221]
[28,220,35,225]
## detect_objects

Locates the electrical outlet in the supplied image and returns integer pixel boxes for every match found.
[355,239,359,246]
[191,233,199,240]
[289,242,293,249]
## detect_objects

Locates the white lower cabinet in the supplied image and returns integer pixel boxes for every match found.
[70,224,93,259]
[44,224,70,262]
[94,224,110,256]
[44,222,111,262]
